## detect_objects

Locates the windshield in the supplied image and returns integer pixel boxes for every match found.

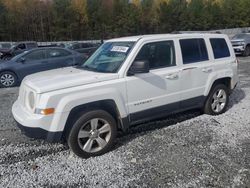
[0,43,11,49]
[79,41,135,73]
[233,34,250,39]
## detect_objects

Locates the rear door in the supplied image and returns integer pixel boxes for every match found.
[209,37,236,87]
[126,40,182,124]
[178,37,213,108]
[46,48,75,69]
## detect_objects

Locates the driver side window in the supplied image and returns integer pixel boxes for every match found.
[135,41,176,69]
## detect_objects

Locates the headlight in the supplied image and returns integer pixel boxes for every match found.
[239,42,245,46]
[27,91,35,110]
[0,52,3,56]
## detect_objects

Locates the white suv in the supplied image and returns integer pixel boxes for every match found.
[12,34,238,158]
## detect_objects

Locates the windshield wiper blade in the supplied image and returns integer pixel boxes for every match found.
[79,65,98,72]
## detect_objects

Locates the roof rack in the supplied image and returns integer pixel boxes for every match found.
[171,31,222,34]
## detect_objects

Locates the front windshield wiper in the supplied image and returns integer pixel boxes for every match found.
[78,65,99,72]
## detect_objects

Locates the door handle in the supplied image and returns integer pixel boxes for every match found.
[165,73,179,80]
[202,68,213,73]
[182,67,198,71]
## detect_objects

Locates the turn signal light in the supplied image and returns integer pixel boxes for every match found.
[35,108,55,115]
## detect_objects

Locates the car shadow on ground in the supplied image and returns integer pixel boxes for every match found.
[228,87,246,109]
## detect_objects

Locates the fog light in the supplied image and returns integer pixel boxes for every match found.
[35,108,55,115]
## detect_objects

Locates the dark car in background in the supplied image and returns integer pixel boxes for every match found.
[0,47,85,87]
[0,41,38,60]
[65,42,100,58]
[0,42,12,49]
[231,33,250,56]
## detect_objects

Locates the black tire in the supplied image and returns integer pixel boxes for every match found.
[0,71,18,88]
[203,84,229,115]
[243,45,250,57]
[67,110,117,158]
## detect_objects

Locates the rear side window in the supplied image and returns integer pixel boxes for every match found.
[48,49,72,58]
[135,41,176,69]
[210,38,230,59]
[180,39,208,64]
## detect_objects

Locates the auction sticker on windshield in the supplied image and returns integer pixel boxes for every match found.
[111,46,129,53]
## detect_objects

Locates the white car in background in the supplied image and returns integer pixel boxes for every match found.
[231,33,250,56]
[12,33,238,158]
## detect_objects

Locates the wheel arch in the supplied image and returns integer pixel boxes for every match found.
[62,99,129,140]
[205,77,231,96]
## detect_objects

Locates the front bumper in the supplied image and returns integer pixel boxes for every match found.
[16,121,62,142]
[12,100,63,142]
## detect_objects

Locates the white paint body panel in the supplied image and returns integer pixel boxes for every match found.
[12,33,238,133]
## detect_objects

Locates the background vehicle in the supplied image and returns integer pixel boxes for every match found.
[0,42,12,49]
[231,33,250,56]
[0,41,37,60]
[0,47,85,87]
[12,34,238,158]
[65,42,100,57]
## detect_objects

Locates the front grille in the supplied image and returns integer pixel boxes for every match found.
[232,44,242,47]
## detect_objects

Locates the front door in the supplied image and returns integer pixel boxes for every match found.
[126,40,181,124]
[17,49,48,79]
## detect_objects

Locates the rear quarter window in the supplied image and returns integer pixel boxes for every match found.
[210,38,230,59]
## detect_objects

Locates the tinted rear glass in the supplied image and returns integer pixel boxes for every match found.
[180,39,208,64]
[210,38,230,59]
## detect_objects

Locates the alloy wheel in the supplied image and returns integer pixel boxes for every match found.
[0,73,15,87]
[211,89,227,113]
[77,118,112,153]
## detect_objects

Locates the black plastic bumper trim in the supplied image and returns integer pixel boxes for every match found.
[16,121,63,143]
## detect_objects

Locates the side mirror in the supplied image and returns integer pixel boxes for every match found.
[128,60,149,75]
[19,57,26,63]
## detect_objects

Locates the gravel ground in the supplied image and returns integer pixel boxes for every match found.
[0,57,250,187]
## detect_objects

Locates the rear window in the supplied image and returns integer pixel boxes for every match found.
[210,38,230,59]
[180,39,208,64]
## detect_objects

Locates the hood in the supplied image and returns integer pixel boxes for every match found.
[0,48,11,53]
[24,67,119,94]
[0,58,12,64]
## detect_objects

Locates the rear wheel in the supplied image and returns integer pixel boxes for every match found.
[0,71,17,88]
[67,110,117,158]
[203,84,229,115]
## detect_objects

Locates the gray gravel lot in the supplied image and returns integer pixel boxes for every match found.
[0,58,250,187]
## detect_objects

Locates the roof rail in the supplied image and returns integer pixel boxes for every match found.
[171,31,222,34]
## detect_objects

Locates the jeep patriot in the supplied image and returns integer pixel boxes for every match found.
[12,34,238,158]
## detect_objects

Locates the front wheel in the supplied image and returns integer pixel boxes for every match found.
[0,71,17,88]
[67,110,117,158]
[203,84,229,115]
